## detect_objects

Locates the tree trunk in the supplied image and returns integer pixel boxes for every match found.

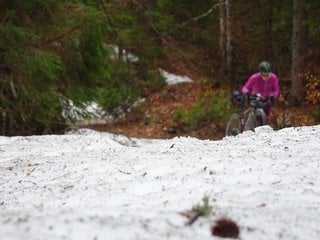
[265,0,273,58]
[225,0,233,82]
[290,0,305,106]
[219,0,226,79]
[219,0,233,83]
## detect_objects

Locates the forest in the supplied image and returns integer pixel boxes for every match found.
[0,0,319,136]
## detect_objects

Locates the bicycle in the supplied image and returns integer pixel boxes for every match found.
[225,91,268,136]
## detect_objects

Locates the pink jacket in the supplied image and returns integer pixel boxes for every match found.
[242,73,279,99]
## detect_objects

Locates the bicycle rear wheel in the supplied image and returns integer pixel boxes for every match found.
[225,113,241,136]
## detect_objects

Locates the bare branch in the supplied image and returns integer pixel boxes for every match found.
[164,3,220,35]
[180,3,220,27]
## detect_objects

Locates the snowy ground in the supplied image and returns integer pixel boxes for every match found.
[0,125,319,240]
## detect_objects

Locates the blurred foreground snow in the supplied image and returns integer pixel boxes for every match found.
[0,125,319,240]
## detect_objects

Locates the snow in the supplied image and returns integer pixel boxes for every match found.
[159,69,193,85]
[108,45,139,63]
[0,125,320,240]
[59,95,110,125]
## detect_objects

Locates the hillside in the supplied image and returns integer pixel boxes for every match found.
[83,70,318,140]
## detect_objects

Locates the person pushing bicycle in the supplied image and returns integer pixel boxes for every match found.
[242,61,280,119]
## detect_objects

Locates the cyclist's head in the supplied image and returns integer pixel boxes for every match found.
[259,61,272,74]
[259,61,272,79]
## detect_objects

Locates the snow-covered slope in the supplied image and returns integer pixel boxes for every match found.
[0,125,319,240]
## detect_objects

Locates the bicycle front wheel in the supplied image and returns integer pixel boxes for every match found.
[245,109,266,131]
[244,112,255,131]
[254,108,266,127]
[225,113,241,136]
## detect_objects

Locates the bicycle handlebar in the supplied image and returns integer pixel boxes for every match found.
[231,92,272,109]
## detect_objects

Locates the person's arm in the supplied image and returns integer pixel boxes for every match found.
[271,75,279,98]
[242,74,256,94]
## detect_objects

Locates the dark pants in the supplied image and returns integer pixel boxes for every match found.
[263,101,272,123]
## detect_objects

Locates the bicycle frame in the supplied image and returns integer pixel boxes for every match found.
[225,94,267,136]
[243,104,266,132]
[240,105,254,132]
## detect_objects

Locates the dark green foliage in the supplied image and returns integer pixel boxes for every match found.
[0,9,66,135]
[172,89,230,131]
[172,103,206,131]
[64,9,111,103]
[312,108,320,122]
[0,0,113,135]
[99,60,138,114]
[100,1,167,109]
[1,0,320,135]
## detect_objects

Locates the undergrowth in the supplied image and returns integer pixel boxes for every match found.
[171,89,231,131]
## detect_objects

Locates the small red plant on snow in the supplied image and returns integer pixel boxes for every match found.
[211,218,240,238]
